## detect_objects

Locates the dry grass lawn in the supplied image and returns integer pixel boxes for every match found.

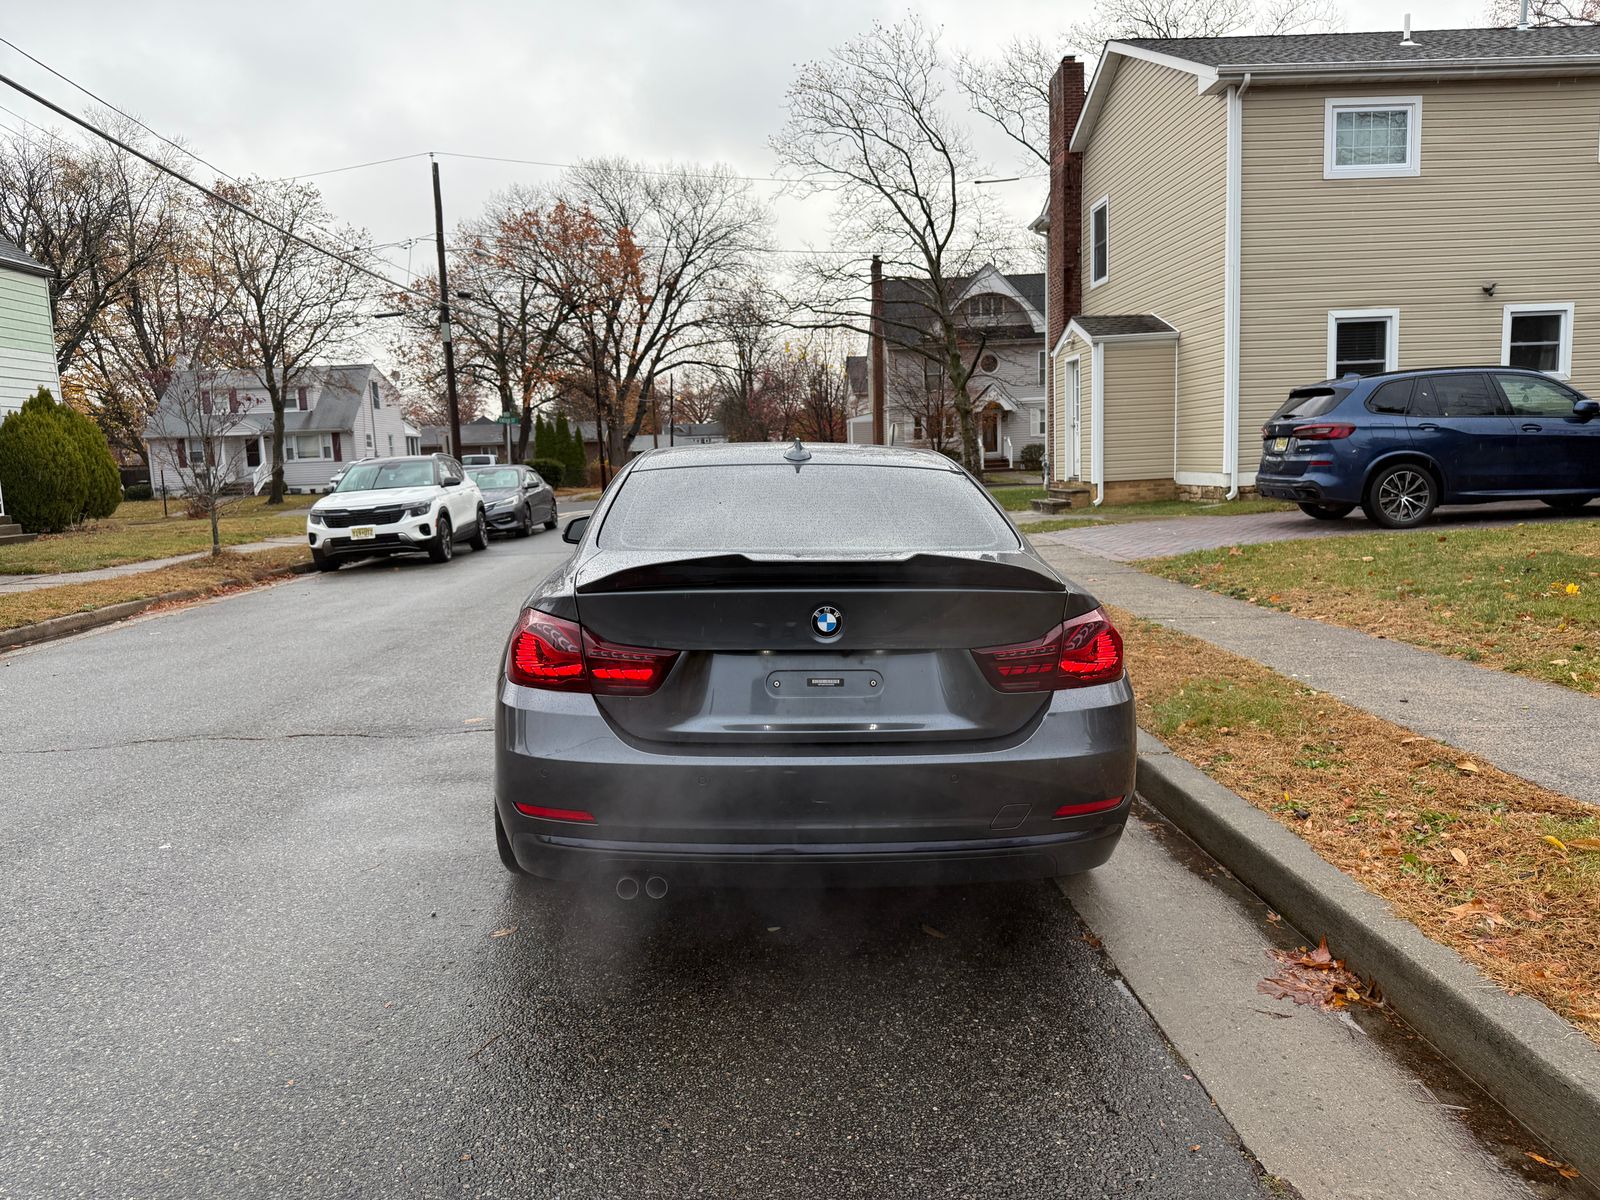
[0,547,310,632]
[1115,606,1600,1044]
[1145,519,1600,694]
[0,497,308,575]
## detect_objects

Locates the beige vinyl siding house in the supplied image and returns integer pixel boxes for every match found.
[0,236,62,419]
[1042,25,1600,502]
[1238,74,1600,478]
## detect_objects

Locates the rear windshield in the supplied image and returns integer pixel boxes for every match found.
[1270,387,1349,422]
[597,464,1020,553]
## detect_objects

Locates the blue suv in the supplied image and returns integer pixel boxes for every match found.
[1257,367,1600,528]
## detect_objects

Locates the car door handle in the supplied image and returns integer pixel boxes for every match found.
[1521,423,1542,432]
[1416,423,1439,431]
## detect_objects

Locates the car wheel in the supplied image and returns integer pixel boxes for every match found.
[1541,496,1595,512]
[516,505,533,538]
[495,808,532,876]
[428,513,454,562]
[543,505,557,531]
[469,507,491,551]
[312,549,340,572]
[1297,502,1355,521]
[1363,464,1438,529]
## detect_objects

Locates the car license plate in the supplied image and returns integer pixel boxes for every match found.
[351,526,376,540]
[1269,437,1289,453]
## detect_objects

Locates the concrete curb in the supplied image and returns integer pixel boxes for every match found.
[1136,734,1600,1181]
[0,562,314,653]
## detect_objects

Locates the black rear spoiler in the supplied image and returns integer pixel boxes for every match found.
[573,552,1065,594]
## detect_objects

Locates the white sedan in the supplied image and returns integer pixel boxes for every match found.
[306,455,488,571]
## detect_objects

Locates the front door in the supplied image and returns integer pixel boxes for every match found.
[982,408,1000,455]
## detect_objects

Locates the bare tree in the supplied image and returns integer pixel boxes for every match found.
[774,16,1016,474]
[1486,0,1597,22]
[148,359,256,555]
[793,339,854,443]
[551,159,772,479]
[0,118,183,377]
[203,178,369,504]
[958,0,1339,167]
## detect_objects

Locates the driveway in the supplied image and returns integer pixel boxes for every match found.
[1034,500,1596,562]
[0,534,1575,1198]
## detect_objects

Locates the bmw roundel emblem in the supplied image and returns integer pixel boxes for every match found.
[811,605,843,639]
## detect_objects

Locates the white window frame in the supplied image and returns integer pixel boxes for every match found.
[1089,196,1109,288]
[1501,302,1575,380]
[1324,97,1422,180]
[1028,404,1046,438]
[285,433,333,462]
[185,438,209,468]
[1037,350,1046,387]
[1326,308,1400,378]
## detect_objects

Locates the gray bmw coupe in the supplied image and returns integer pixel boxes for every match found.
[493,441,1135,894]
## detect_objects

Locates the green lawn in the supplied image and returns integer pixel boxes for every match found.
[0,496,308,575]
[1144,519,1600,693]
[988,486,1047,511]
[990,487,1292,520]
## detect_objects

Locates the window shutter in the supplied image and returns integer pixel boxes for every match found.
[297,387,308,410]
[228,388,238,412]
[332,433,343,462]
[176,439,187,468]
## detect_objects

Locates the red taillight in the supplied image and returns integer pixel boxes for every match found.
[1291,423,1355,440]
[971,608,1124,692]
[514,803,596,823]
[506,609,678,696]
[1054,796,1125,819]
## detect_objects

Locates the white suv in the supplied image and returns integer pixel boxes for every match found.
[307,455,488,571]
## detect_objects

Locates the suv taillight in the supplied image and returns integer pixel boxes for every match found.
[971,608,1124,692]
[506,609,678,696]
[1290,423,1355,441]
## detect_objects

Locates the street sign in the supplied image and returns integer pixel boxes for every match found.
[494,410,519,425]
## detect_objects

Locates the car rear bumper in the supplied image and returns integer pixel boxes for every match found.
[1256,469,1359,505]
[494,680,1137,888]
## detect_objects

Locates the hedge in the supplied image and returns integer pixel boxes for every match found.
[0,390,91,532]
[528,458,564,488]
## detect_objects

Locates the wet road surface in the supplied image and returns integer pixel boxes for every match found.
[0,532,1275,1198]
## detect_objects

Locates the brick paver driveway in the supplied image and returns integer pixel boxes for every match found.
[1030,500,1593,561]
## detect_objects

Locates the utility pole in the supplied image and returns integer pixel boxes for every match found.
[668,376,675,446]
[431,156,463,462]
[869,254,886,445]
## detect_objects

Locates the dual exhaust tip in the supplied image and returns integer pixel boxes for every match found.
[615,874,668,901]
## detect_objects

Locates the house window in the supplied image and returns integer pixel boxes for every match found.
[185,438,208,467]
[285,433,333,461]
[245,438,262,468]
[923,360,944,393]
[912,413,926,441]
[1037,351,1046,387]
[388,434,395,455]
[1327,309,1399,378]
[1502,303,1574,378]
[979,353,999,373]
[370,381,381,409]
[1324,97,1421,179]
[1029,405,1046,437]
[1090,198,1109,286]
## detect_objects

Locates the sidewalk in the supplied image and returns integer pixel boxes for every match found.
[1033,541,1600,803]
[0,537,304,595]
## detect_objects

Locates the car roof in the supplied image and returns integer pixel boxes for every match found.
[1314,365,1555,388]
[629,441,962,472]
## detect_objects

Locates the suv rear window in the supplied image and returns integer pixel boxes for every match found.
[1270,387,1348,421]
[598,464,1020,553]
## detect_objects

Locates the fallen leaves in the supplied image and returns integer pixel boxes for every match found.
[1449,848,1469,867]
[489,926,517,939]
[1445,898,1506,927]
[1257,938,1379,1011]
[1525,1151,1582,1179]
[920,924,947,940]
[1456,760,1480,775]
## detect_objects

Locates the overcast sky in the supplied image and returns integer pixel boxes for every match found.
[6,0,1484,354]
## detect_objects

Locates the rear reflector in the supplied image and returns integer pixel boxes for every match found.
[1053,796,1125,819]
[971,608,1124,692]
[506,609,678,695]
[513,803,596,823]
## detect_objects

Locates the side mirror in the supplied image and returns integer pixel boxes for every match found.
[1573,399,1599,422]
[562,515,590,545]
[441,476,460,488]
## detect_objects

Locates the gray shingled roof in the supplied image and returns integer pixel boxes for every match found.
[144,363,376,438]
[0,234,52,278]
[1071,314,1178,339]
[881,269,1046,347]
[1120,25,1600,69]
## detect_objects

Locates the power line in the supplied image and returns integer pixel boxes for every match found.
[0,66,428,303]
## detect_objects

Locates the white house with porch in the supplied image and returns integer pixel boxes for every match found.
[143,364,421,495]
[847,265,1047,469]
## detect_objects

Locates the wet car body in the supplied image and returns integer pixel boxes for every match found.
[493,443,1136,889]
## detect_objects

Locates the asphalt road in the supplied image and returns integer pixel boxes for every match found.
[0,531,1281,1199]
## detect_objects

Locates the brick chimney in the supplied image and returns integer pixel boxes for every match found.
[1046,57,1086,353]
